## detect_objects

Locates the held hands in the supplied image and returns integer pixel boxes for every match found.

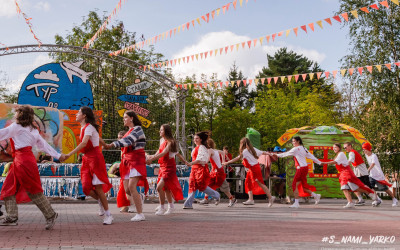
[58,153,69,162]
[103,143,114,150]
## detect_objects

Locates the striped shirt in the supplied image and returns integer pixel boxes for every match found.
[112,126,146,150]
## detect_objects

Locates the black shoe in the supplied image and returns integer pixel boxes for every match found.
[0,217,18,226]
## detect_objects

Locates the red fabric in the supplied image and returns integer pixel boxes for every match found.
[377,180,392,188]
[335,164,374,193]
[0,147,41,203]
[117,180,129,208]
[292,166,315,197]
[208,154,226,190]
[188,146,210,193]
[362,142,372,151]
[157,141,183,201]
[80,124,112,195]
[242,159,265,195]
[120,149,149,195]
[350,149,365,166]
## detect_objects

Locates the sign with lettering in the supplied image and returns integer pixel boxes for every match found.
[124,102,150,117]
[117,109,152,128]
[118,95,148,104]
[17,61,94,110]
[126,81,152,94]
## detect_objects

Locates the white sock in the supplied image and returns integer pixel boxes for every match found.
[311,192,317,198]
[160,204,165,209]
[105,210,111,216]
[294,199,299,204]
[168,203,174,209]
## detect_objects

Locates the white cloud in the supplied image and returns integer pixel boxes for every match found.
[171,31,326,81]
[34,1,50,12]
[0,0,18,18]
[34,70,59,81]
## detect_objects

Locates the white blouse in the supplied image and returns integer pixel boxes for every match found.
[0,122,61,159]
[335,152,349,166]
[277,146,321,167]
[242,148,264,166]
[81,124,99,147]
[192,145,209,163]
[210,149,222,168]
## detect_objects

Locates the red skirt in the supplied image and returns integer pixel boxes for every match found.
[244,163,265,195]
[0,147,41,203]
[188,164,210,193]
[209,168,226,191]
[158,162,183,201]
[292,167,315,197]
[339,168,374,193]
[81,148,112,196]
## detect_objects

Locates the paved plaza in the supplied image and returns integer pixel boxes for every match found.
[0,198,399,249]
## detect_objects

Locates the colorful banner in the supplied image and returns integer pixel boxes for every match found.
[110,0,255,56]
[140,1,392,70]
[336,123,371,146]
[277,126,310,146]
[84,0,127,49]
[118,95,149,104]
[126,81,152,94]
[175,61,400,89]
[0,43,9,50]
[61,109,103,163]
[124,102,150,117]
[14,0,42,46]
[0,103,63,162]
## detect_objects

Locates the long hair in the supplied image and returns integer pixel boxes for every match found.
[239,137,258,159]
[293,136,303,145]
[15,105,37,129]
[334,143,342,157]
[195,131,209,148]
[125,110,142,127]
[161,124,177,152]
[80,106,99,132]
[207,138,216,149]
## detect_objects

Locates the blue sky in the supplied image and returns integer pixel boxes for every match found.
[1,0,350,88]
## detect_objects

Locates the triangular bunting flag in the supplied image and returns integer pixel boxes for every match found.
[253,39,257,47]
[273,77,279,84]
[293,27,299,36]
[380,1,389,8]
[324,18,332,25]
[237,80,241,86]
[259,37,264,45]
[216,8,221,16]
[191,55,194,61]
[332,70,338,78]
[385,63,392,70]
[348,68,354,75]
[239,0,243,6]
[370,4,379,10]
[200,53,203,59]
[225,46,229,53]
[316,72,322,79]
[233,0,237,9]
[316,20,323,29]
[255,79,259,85]
[395,62,400,67]
[211,10,215,19]
[196,18,201,25]
[332,15,341,23]
[231,81,235,87]
[287,75,293,82]
[278,31,284,37]
[220,47,224,55]
[301,25,307,33]
[309,73,315,80]
[350,10,359,18]
[204,51,208,58]
[247,40,252,48]
[391,0,399,5]
[341,13,349,22]
[360,7,369,13]
[243,80,247,86]
[241,42,246,48]
[366,66,373,73]
[301,74,307,81]
[358,67,363,75]
[375,65,382,72]
[280,76,286,83]
[236,43,240,51]
[294,75,300,82]
[340,69,346,76]
[248,79,253,85]
[206,13,210,23]
[195,54,199,60]
[325,71,330,78]
[266,35,270,43]
[308,23,315,31]
[214,48,218,55]
[272,33,277,41]
[261,78,265,84]
[286,29,291,37]
[267,78,272,84]
[209,50,213,56]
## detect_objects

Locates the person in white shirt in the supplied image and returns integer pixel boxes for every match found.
[325,143,378,208]
[362,142,398,207]
[223,138,275,207]
[270,136,321,208]
[344,142,372,206]
[183,131,220,209]
[0,105,65,229]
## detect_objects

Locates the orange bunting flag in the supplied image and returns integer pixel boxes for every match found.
[247,40,252,48]
[308,23,315,32]
[325,71,330,78]
[293,27,299,36]
[358,67,363,75]
[248,79,253,85]
[348,68,355,75]
[230,45,234,52]
[294,75,300,82]
[370,4,379,10]
[272,34,277,41]
[324,18,332,25]
[300,25,307,33]
[332,70,338,78]
[241,42,246,48]
[341,13,349,22]
[268,78,272,84]
[243,80,247,86]
[278,31,284,37]
[233,0,238,9]
[360,7,369,13]
[225,46,229,53]
[380,1,389,8]
[237,80,241,86]
[301,74,307,81]
[385,63,392,70]
[266,35,270,43]
[273,77,279,84]
[395,62,400,67]
[316,72,322,79]
[253,39,257,47]
[366,66,373,73]
[332,15,341,23]
[261,78,266,84]
[287,75,293,82]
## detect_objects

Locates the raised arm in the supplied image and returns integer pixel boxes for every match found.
[0,123,17,142]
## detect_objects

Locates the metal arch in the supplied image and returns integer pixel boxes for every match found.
[0,44,176,91]
[0,44,188,157]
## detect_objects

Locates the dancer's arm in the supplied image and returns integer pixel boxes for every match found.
[222,155,241,166]
[367,155,378,172]
[107,127,144,149]
[149,142,171,162]
[65,135,90,160]
[0,123,17,141]
[305,151,322,165]
[187,146,208,166]
[36,133,62,160]
[272,148,296,158]
[176,153,189,165]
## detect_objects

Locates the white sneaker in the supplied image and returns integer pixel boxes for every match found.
[268,196,276,207]
[120,206,129,213]
[343,202,355,208]
[314,194,321,205]
[98,202,105,216]
[242,200,255,205]
[289,203,299,208]
[155,208,166,216]
[392,198,398,207]
[228,198,237,207]
[131,213,146,222]
[128,205,137,213]
[373,199,382,207]
[155,205,161,211]
[199,199,209,205]
[164,207,174,215]
[103,214,113,225]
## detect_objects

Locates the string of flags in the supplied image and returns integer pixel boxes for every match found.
[175,61,400,89]
[14,0,42,47]
[110,0,256,56]
[0,43,9,50]
[138,0,396,72]
[84,0,127,49]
